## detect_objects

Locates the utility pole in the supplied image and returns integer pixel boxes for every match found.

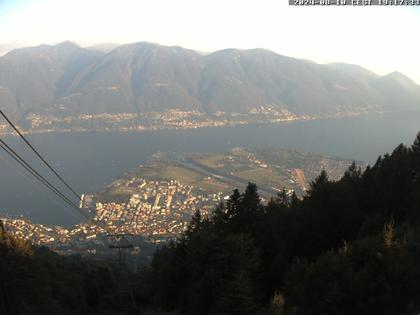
[107,234,137,309]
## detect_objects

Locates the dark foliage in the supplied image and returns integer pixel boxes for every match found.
[145,132,420,314]
[0,224,139,315]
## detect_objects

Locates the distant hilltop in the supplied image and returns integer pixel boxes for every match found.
[1,41,420,128]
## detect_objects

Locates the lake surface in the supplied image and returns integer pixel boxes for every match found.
[1,110,419,226]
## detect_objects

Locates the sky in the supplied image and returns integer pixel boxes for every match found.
[0,0,420,83]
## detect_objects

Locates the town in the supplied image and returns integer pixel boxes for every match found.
[93,177,224,242]
[1,176,227,256]
[0,106,368,136]
[1,147,358,258]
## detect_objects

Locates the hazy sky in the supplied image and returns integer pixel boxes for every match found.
[1,0,420,83]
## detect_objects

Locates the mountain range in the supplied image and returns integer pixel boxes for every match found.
[1,41,420,123]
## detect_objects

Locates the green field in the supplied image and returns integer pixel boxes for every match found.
[193,154,227,168]
[233,168,286,188]
[164,166,202,185]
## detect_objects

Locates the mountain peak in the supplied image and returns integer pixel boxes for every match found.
[385,71,411,80]
[86,42,119,53]
[383,71,418,88]
[55,40,80,49]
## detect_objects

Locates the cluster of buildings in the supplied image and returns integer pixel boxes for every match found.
[1,176,226,253]
[1,217,69,245]
[1,107,319,136]
[19,112,143,134]
[248,105,297,120]
[246,152,269,169]
[94,178,224,243]
[138,110,235,130]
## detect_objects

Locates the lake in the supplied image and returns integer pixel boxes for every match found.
[1,110,419,226]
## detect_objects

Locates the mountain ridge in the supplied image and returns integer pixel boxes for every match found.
[0,41,419,125]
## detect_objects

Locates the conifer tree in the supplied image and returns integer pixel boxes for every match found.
[308,170,329,194]
[185,209,202,239]
[412,131,420,159]
[242,182,261,213]
[226,189,242,218]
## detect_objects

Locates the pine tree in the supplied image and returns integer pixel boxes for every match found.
[308,170,329,195]
[343,161,362,183]
[242,182,261,213]
[212,201,228,227]
[185,209,202,239]
[274,189,291,209]
[412,131,420,159]
[226,189,242,218]
[290,191,299,208]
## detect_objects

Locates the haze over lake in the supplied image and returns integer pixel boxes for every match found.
[1,111,419,226]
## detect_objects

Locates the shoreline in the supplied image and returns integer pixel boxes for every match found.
[0,110,388,137]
